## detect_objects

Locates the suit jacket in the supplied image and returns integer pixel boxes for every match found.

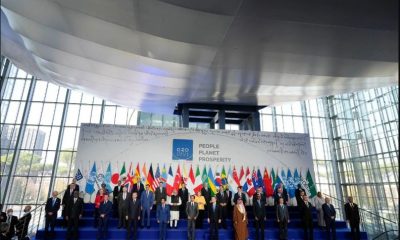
[253,193,266,206]
[224,190,233,206]
[299,201,313,223]
[178,188,189,205]
[154,187,167,205]
[201,188,211,204]
[99,201,113,218]
[0,212,6,222]
[140,191,154,209]
[344,203,360,225]
[16,212,31,237]
[62,188,76,206]
[233,192,247,204]
[253,199,266,219]
[113,185,122,202]
[273,192,288,205]
[208,203,221,222]
[276,204,289,222]
[131,182,144,196]
[295,187,306,203]
[118,192,130,211]
[322,203,336,224]
[66,197,84,219]
[216,191,228,205]
[127,199,141,220]
[45,197,61,216]
[5,215,18,237]
[186,202,199,219]
[156,204,170,223]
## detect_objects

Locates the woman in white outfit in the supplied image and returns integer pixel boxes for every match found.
[167,189,182,228]
[314,191,326,228]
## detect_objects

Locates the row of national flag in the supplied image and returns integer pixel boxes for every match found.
[79,162,317,199]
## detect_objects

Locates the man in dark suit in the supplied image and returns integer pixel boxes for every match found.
[140,184,154,228]
[299,195,314,240]
[98,194,113,240]
[156,198,170,240]
[223,186,233,218]
[274,185,289,205]
[295,184,306,205]
[0,204,6,223]
[131,177,144,197]
[16,205,32,240]
[113,180,122,218]
[44,191,61,239]
[322,197,336,240]
[216,186,228,229]
[201,183,211,204]
[208,196,221,240]
[276,197,290,240]
[344,196,360,240]
[186,195,199,240]
[178,183,189,218]
[65,190,84,240]
[126,192,141,240]
[154,182,167,206]
[68,178,80,192]
[118,186,130,229]
[62,183,77,228]
[233,186,247,205]
[5,208,18,239]
[253,193,266,240]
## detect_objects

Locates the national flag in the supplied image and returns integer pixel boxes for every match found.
[281,169,287,187]
[161,164,167,184]
[271,168,277,189]
[274,174,282,190]
[221,166,227,185]
[239,166,245,187]
[252,168,259,189]
[214,172,222,187]
[85,162,97,195]
[207,167,217,196]
[201,166,208,183]
[182,164,188,186]
[193,166,203,194]
[287,169,296,198]
[293,168,301,186]
[146,164,155,191]
[120,162,126,176]
[152,164,161,190]
[263,168,273,197]
[187,165,195,194]
[173,165,182,192]
[306,169,317,198]
[227,166,238,193]
[75,169,83,181]
[141,163,147,184]
[104,163,113,193]
[166,166,175,196]
[123,163,133,191]
[243,167,255,197]
[257,168,264,189]
[232,166,240,186]
[133,163,140,184]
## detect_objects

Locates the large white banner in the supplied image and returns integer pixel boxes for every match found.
[75,124,316,203]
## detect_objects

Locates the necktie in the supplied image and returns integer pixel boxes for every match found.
[74,198,77,204]
[123,193,126,200]
[213,204,215,212]
[257,200,260,206]
[133,200,136,205]
[7,216,11,223]
[52,198,56,206]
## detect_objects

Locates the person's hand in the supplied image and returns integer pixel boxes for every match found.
[126,216,128,220]
[255,216,258,220]
[207,218,210,223]
[194,217,197,220]
[188,217,191,220]
[157,220,160,223]
[264,217,267,221]
[141,206,143,210]
[167,221,169,224]
[288,219,290,223]
[138,216,140,220]
[66,216,69,220]
[218,219,221,223]
[48,212,53,216]
[277,219,280,223]
[79,214,82,219]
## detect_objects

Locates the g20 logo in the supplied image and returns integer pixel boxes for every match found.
[172,139,193,160]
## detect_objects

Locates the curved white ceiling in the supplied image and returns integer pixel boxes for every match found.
[1,0,398,113]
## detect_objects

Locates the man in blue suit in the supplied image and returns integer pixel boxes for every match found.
[140,184,154,228]
[98,194,113,240]
[44,191,61,239]
[156,198,170,240]
[322,197,336,240]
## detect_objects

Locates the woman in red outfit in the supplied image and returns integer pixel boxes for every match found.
[94,189,106,228]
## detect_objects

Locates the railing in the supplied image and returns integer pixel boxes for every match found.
[25,190,67,239]
[372,230,400,240]
[324,193,398,239]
